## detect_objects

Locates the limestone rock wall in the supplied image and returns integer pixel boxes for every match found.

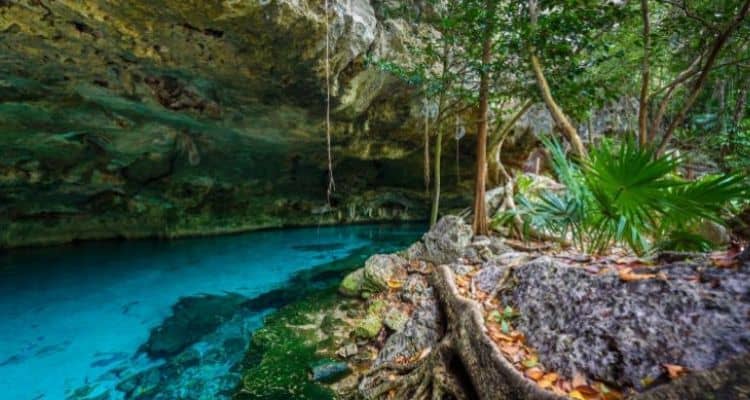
[0,0,469,247]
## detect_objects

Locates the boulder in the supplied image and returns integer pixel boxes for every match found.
[383,308,409,332]
[336,343,358,359]
[362,254,407,294]
[310,360,351,383]
[473,262,508,293]
[354,313,383,339]
[422,216,473,264]
[500,257,750,389]
[695,220,731,246]
[339,268,365,297]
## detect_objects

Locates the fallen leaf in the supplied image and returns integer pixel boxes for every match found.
[619,267,657,282]
[501,319,511,334]
[525,367,544,381]
[510,330,525,342]
[538,372,558,389]
[568,390,586,400]
[575,385,600,396]
[522,355,538,368]
[386,279,403,289]
[664,363,687,379]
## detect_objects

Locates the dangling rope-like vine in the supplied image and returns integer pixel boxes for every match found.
[325,0,335,205]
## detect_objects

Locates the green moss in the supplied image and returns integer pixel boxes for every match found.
[234,292,338,400]
[354,313,383,339]
[338,268,364,297]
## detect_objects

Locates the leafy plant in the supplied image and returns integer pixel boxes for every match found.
[494,137,748,254]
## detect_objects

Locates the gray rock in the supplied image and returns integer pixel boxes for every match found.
[405,241,427,261]
[384,308,409,332]
[362,254,407,293]
[696,220,731,245]
[500,258,750,389]
[422,216,473,264]
[400,274,432,306]
[473,262,508,293]
[371,297,442,369]
[336,343,358,358]
[448,263,473,276]
[310,360,351,383]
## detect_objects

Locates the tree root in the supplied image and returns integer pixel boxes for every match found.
[361,338,470,400]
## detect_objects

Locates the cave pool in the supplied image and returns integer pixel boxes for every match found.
[0,223,424,400]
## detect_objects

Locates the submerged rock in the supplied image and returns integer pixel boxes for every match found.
[143,293,247,358]
[310,360,351,383]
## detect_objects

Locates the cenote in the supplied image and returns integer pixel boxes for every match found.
[0,223,424,400]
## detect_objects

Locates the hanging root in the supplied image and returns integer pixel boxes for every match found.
[361,338,470,400]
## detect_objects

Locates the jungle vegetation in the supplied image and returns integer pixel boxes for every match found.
[375,0,750,254]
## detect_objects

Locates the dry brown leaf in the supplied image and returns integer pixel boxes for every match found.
[664,363,687,379]
[619,267,657,282]
[568,390,586,400]
[575,385,600,396]
[538,372,558,389]
[525,367,544,381]
[386,279,403,289]
[510,330,526,342]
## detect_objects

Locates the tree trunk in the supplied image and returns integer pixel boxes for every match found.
[638,0,651,146]
[472,0,494,236]
[424,111,430,196]
[431,126,444,227]
[656,0,750,155]
[529,55,587,158]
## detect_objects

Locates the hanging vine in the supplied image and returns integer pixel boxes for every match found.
[324,0,335,205]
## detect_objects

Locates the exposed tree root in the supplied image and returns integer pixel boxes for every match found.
[361,338,469,400]
[359,263,750,400]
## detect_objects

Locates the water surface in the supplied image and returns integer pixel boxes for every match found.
[0,223,423,400]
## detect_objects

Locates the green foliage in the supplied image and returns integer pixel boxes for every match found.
[495,137,748,254]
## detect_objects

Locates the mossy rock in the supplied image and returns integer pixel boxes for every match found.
[384,308,408,332]
[339,268,364,297]
[354,313,383,339]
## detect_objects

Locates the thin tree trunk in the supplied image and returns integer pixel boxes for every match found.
[488,100,533,186]
[527,0,586,158]
[430,41,451,227]
[529,55,587,158]
[656,0,750,155]
[726,78,750,155]
[431,126,444,227]
[648,54,703,141]
[472,0,495,236]
[638,0,651,146]
[424,111,430,195]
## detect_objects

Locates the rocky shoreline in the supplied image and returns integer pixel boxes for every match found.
[302,216,750,399]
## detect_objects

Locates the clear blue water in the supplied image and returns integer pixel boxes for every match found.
[0,223,423,400]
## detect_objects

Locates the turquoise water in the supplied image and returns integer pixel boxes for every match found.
[0,224,423,400]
